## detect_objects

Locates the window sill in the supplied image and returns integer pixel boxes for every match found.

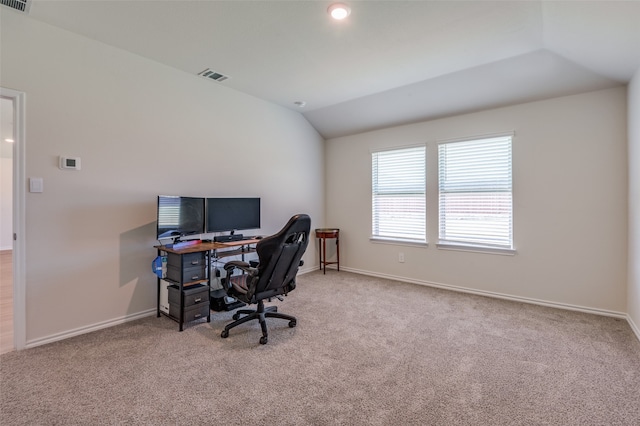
[436,242,516,256]
[370,236,428,248]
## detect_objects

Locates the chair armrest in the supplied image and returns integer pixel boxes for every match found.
[224,260,258,277]
[223,261,259,298]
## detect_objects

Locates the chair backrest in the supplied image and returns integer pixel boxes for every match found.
[251,214,311,301]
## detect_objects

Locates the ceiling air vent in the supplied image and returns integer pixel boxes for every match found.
[198,69,230,82]
[1,0,31,13]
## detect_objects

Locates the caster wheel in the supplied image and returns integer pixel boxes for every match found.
[221,330,229,338]
[232,313,241,320]
[289,320,297,328]
[259,336,268,345]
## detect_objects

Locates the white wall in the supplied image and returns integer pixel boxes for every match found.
[0,11,324,345]
[629,68,640,336]
[326,87,628,314]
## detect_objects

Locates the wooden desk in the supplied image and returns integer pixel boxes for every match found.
[155,238,261,330]
[158,239,260,254]
[158,239,260,261]
[315,228,339,274]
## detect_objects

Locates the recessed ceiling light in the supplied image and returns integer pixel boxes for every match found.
[328,3,350,20]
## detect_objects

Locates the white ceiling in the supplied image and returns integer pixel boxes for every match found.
[17,0,640,138]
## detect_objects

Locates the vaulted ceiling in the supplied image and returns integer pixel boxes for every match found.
[15,0,640,138]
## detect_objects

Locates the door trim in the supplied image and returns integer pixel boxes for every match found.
[1,88,26,350]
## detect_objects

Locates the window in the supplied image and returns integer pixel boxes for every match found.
[372,146,426,243]
[438,135,513,252]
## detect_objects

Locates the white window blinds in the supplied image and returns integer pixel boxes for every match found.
[438,135,513,250]
[372,146,426,242]
[158,196,180,227]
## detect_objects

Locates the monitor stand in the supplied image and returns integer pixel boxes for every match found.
[213,234,244,242]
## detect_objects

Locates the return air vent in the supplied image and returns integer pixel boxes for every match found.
[1,0,30,13]
[198,68,230,82]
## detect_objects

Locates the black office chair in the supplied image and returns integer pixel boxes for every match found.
[221,214,311,344]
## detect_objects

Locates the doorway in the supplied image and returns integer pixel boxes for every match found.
[0,88,26,352]
[0,96,15,353]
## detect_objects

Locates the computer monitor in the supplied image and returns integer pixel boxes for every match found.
[206,197,261,233]
[156,195,205,239]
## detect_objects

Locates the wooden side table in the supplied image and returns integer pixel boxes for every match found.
[315,228,339,274]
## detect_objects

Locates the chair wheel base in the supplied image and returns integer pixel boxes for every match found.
[220,300,297,344]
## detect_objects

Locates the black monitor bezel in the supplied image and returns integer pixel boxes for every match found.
[205,197,261,233]
[156,195,205,239]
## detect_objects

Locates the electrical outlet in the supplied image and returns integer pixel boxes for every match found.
[398,252,405,263]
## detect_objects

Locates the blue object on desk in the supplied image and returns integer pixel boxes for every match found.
[152,256,164,278]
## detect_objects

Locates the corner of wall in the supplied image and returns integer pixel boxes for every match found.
[628,67,640,342]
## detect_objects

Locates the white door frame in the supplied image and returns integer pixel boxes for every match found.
[1,87,26,350]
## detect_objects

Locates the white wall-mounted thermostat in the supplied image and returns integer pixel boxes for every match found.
[59,156,81,170]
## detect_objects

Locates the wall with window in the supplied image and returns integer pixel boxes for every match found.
[326,87,627,314]
[1,11,324,346]
[629,68,640,333]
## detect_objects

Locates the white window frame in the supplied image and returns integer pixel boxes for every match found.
[371,145,426,244]
[437,134,515,255]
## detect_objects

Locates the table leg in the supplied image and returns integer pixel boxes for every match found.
[322,237,327,274]
[157,278,161,318]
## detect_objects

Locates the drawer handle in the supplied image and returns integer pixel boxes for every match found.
[194,298,202,303]
[194,313,202,318]
[191,276,200,280]
[190,261,199,265]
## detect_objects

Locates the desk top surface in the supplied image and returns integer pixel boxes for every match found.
[156,238,261,254]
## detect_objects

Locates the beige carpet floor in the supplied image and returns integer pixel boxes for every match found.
[1,270,639,425]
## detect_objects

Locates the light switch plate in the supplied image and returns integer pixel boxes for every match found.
[29,177,43,193]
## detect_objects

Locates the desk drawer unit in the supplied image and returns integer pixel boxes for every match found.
[166,252,207,284]
[156,245,212,331]
[168,284,208,306]
[168,284,210,322]
[169,252,206,268]
[169,300,210,322]
[166,265,206,283]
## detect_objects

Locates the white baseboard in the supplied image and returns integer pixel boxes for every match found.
[24,267,322,349]
[341,266,629,320]
[299,264,322,275]
[300,263,339,275]
[25,309,156,349]
[337,266,640,344]
[628,314,640,342]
